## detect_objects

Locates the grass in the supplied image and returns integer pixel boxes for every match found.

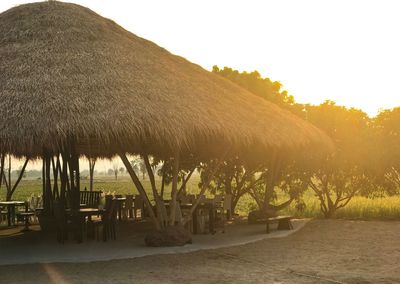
[281,194,400,220]
[2,175,400,220]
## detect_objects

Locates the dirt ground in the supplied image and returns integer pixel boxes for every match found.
[0,219,399,284]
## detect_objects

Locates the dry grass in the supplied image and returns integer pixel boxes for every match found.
[0,1,332,159]
[3,175,400,220]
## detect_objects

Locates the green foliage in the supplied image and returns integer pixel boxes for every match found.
[305,101,374,217]
[371,107,400,195]
[212,66,305,117]
[199,157,262,214]
[130,158,147,180]
[3,176,400,220]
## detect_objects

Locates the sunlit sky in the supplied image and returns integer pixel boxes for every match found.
[1,0,400,170]
[1,0,400,117]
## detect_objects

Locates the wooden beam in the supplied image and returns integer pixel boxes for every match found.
[0,153,5,191]
[119,152,161,230]
[169,153,180,225]
[143,154,169,228]
[8,158,29,199]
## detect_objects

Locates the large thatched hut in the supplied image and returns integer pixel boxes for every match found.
[0,2,332,231]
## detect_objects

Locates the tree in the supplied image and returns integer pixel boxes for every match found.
[250,158,309,214]
[107,168,114,176]
[304,101,372,217]
[371,107,400,195]
[119,167,125,175]
[212,66,305,117]
[131,158,146,180]
[199,157,263,215]
[112,163,119,180]
[157,156,197,200]
[206,66,314,217]
[120,152,227,231]
[0,154,29,201]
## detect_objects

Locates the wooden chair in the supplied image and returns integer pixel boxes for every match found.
[223,194,232,220]
[53,201,76,243]
[16,202,35,231]
[214,194,223,203]
[197,207,209,234]
[123,195,134,219]
[187,194,196,204]
[80,189,102,208]
[133,194,145,220]
[0,205,7,224]
[213,197,226,233]
[94,199,118,241]
[103,194,113,215]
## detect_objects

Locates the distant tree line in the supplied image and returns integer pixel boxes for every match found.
[206,66,400,218]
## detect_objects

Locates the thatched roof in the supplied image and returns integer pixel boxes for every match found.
[0,1,332,159]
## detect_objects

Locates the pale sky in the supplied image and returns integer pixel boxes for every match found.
[1,0,399,170]
[1,0,399,116]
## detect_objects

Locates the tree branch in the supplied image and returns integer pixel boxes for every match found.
[177,166,196,197]
[9,158,29,198]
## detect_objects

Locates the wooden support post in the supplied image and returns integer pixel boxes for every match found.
[45,152,53,213]
[7,155,11,200]
[88,158,96,191]
[69,151,80,210]
[51,156,60,200]
[60,152,68,208]
[169,154,180,225]
[0,153,4,192]
[143,154,168,228]
[119,152,161,230]
[42,156,46,209]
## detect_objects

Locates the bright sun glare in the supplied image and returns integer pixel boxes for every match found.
[1,0,399,117]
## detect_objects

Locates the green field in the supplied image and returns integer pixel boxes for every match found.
[2,175,400,220]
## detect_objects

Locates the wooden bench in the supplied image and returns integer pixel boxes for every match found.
[79,190,102,208]
[264,215,293,234]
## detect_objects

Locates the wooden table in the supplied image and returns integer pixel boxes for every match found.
[165,202,215,234]
[0,201,26,227]
[68,208,105,242]
[265,216,293,234]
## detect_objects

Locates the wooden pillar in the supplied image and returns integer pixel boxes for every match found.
[42,149,53,214]
[42,157,45,208]
[88,158,96,191]
[119,152,161,230]
[0,153,4,192]
[60,152,68,208]
[169,154,180,225]
[67,149,80,210]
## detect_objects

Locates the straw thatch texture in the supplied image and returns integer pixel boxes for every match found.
[0,2,332,158]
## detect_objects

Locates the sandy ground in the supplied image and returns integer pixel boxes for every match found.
[0,219,399,283]
[0,219,308,264]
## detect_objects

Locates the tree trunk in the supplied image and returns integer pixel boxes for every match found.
[323,206,336,218]
[169,154,180,225]
[6,158,29,201]
[160,168,166,199]
[231,197,239,216]
[119,152,161,230]
[143,154,168,228]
